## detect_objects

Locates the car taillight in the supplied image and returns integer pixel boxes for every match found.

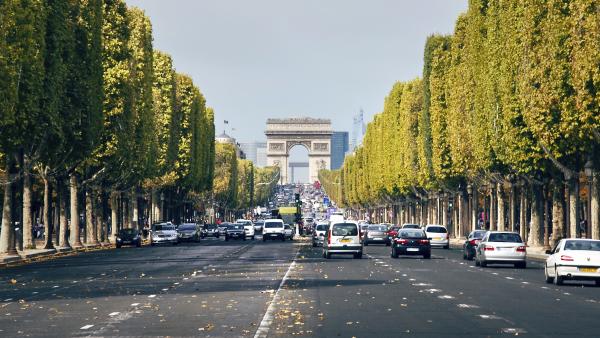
[419,239,429,245]
[483,245,495,251]
[396,238,408,245]
[560,255,574,261]
[516,246,526,252]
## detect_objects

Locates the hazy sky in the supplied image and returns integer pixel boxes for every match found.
[126,0,468,145]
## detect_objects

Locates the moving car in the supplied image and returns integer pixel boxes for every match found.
[177,223,202,242]
[225,223,246,241]
[263,219,285,241]
[363,224,390,246]
[544,239,600,286]
[323,221,362,259]
[475,231,526,268]
[254,220,264,232]
[402,223,421,229]
[312,222,330,247]
[202,224,219,238]
[387,226,401,242]
[284,224,294,240]
[390,229,431,259]
[424,225,449,249]
[463,230,488,260]
[116,228,142,248]
[150,222,178,246]
[217,223,229,237]
[236,219,255,240]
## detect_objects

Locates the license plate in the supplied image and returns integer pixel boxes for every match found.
[580,267,597,273]
[435,237,442,241]
[407,248,419,252]
[340,238,351,243]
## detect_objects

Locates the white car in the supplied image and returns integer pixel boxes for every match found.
[475,231,527,268]
[424,225,449,249]
[544,239,600,286]
[323,221,362,259]
[284,224,294,240]
[236,219,255,240]
[253,220,264,232]
[262,219,285,241]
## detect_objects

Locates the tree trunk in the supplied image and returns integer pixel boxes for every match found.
[520,185,528,242]
[528,184,543,247]
[0,166,15,254]
[509,182,516,232]
[111,192,118,243]
[58,179,70,249]
[497,182,506,232]
[70,174,82,248]
[132,188,139,230]
[22,161,34,249]
[552,182,565,247]
[86,189,98,245]
[43,176,54,249]
[489,186,496,231]
[592,172,599,240]
[569,178,580,238]
[543,185,551,249]
[471,188,478,234]
[442,196,448,227]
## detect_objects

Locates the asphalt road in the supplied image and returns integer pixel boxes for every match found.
[1,236,600,337]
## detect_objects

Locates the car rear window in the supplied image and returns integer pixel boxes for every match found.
[316,224,329,231]
[564,240,600,251]
[153,224,175,231]
[228,224,243,230]
[368,225,387,231]
[179,224,196,230]
[488,233,522,243]
[427,226,447,233]
[402,224,420,229]
[331,223,358,236]
[265,222,283,228]
[399,230,426,238]
[471,231,487,239]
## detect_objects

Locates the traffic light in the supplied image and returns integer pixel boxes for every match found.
[295,193,302,223]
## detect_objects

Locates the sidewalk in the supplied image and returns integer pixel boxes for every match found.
[449,238,548,261]
[0,240,117,267]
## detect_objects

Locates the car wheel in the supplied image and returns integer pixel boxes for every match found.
[463,250,467,260]
[312,242,317,247]
[136,241,141,247]
[150,242,155,246]
[262,237,267,242]
[386,241,391,247]
[554,266,564,285]
[243,236,247,241]
[173,241,179,246]
[325,252,331,259]
[252,235,255,240]
[354,252,362,259]
[544,266,554,284]
[480,260,487,268]
[424,253,431,259]
[515,262,526,269]
[281,236,285,242]
[391,248,398,258]
[595,279,600,287]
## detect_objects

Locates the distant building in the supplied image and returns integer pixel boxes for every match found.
[350,109,366,151]
[216,132,246,159]
[330,131,349,170]
[239,142,267,167]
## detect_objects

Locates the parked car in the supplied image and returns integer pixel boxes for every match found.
[463,230,488,260]
[177,223,202,242]
[387,226,401,242]
[402,223,421,229]
[150,222,178,246]
[475,231,526,268]
[202,224,219,238]
[116,228,142,248]
[236,219,255,240]
[363,224,390,246]
[263,219,285,241]
[544,239,600,285]
[225,223,246,241]
[254,220,264,232]
[323,221,362,259]
[284,224,294,240]
[390,229,431,259]
[312,222,329,247]
[424,225,449,249]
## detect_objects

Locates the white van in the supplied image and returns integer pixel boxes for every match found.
[262,219,285,241]
[323,221,362,259]
[329,212,345,224]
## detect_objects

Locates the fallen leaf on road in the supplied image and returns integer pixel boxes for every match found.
[9,279,17,284]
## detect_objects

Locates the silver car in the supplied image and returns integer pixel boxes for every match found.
[475,231,527,268]
[312,223,329,247]
[363,224,390,246]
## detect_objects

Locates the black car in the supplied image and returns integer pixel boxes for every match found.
[463,230,488,260]
[116,228,142,248]
[391,229,431,259]
[225,224,246,241]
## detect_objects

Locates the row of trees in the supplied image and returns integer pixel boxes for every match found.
[212,143,279,220]
[320,0,599,248]
[0,0,214,254]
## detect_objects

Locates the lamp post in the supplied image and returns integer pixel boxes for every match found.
[467,184,473,233]
[585,160,594,239]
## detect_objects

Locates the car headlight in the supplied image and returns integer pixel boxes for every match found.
[116,237,122,241]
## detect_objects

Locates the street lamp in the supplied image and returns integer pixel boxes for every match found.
[585,159,594,239]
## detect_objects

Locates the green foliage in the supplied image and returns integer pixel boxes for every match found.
[213,143,238,209]
[254,166,279,207]
[236,160,254,210]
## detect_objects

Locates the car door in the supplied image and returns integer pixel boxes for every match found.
[546,240,562,275]
[477,233,488,259]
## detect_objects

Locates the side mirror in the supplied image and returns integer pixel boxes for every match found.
[428,238,432,241]
[545,250,552,255]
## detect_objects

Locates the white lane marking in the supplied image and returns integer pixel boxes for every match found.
[148,294,156,298]
[479,314,502,320]
[421,289,441,293]
[502,328,527,334]
[130,303,139,307]
[438,295,454,299]
[505,277,514,280]
[412,283,432,286]
[108,312,120,316]
[80,325,94,330]
[457,304,479,309]
[254,254,298,338]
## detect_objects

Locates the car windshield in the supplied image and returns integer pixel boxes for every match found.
[471,231,487,239]
[119,229,137,235]
[488,233,522,243]
[205,224,216,229]
[285,225,291,229]
[403,224,420,229]
[153,224,175,231]
[564,240,600,251]
[316,224,329,231]
[265,222,283,228]
[368,225,387,231]
[179,224,196,230]
[399,230,426,238]
[426,226,447,233]
[228,224,243,230]
[331,223,358,236]
[236,220,251,225]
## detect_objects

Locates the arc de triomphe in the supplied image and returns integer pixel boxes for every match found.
[265,118,332,184]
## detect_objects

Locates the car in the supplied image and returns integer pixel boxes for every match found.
[544,239,600,286]
[116,228,142,248]
[475,231,526,268]
[225,223,246,241]
[177,223,202,242]
[284,224,294,240]
[390,229,431,259]
[236,219,255,240]
[387,226,400,242]
[323,221,362,259]
[254,220,264,232]
[360,224,369,234]
[312,222,330,247]
[463,230,488,260]
[402,223,421,229]
[202,224,219,238]
[424,225,449,249]
[363,224,390,246]
[150,222,178,245]
[329,212,344,224]
[217,223,229,237]
[263,219,285,241]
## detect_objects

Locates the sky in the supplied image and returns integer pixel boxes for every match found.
[126,0,468,182]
